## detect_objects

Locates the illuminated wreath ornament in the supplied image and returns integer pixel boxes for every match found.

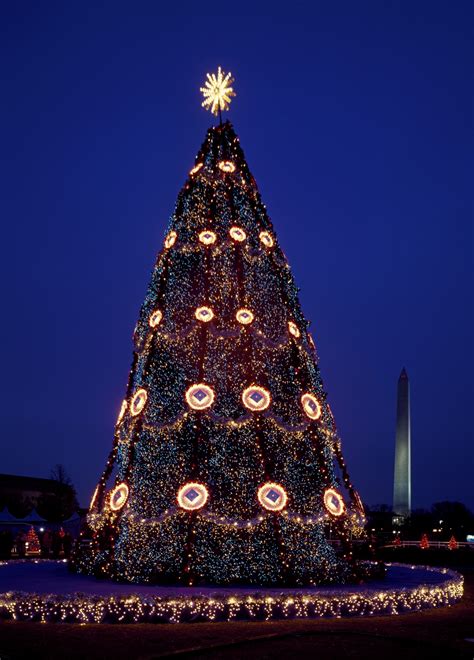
[164,231,177,249]
[218,160,236,173]
[116,399,127,425]
[130,388,147,416]
[236,308,254,325]
[323,488,345,517]
[185,383,215,410]
[301,392,321,420]
[288,321,301,338]
[242,385,271,412]
[259,231,274,248]
[109,483,129,512]
[199,230,217,245]
[177,482,209,511]
[149,309,163,328]
[229,226,247,242]
[195,306,214,322]
[258,482,288,511]
[190,162,203,176]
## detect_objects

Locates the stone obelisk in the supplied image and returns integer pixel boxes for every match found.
[393,368,411,523]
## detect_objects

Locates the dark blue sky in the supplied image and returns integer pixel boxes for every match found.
[1,1,472,511]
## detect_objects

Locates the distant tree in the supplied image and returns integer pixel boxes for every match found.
[419,533,429,549]
[37,465,79,521]
[431,501,474,538]
[448,535,458,550]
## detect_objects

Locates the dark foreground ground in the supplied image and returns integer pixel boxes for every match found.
[0,570,473,660]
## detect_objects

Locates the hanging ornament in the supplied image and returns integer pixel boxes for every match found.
[236,308,254,325]
[149,309,163,328]
[177,482,209,510]
[259,231,274,248]
[288,321,301,338]
[164,231,177,249]
[116,400,127,425]
[109,483,129,512]
[229,226,247,242]
[218,160,236,173]
[185,383,215,410]
[323,488,345,517]
[242,385,271,412]
[258,482,288,511]
[195,306,214,322]
[199,230,217,245]
[130,388,148,416]
[189,162,203,176]
[301,393,321,420]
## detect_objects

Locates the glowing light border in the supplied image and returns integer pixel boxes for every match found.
[301,393,321,420]
[229,226,247,242]
[195,306,214,322]
[130,389,148,416]
[198,230,217,245]
[218,160,236,173]
[185,383,215,411]
[242,385,271,412]
[288,321,301,338]
[236,308,254,325]
[177,482,209,511]
[257,482,288,511]
[109,483,129,512]
[149,310,163,328]
[164,231,177,249]
[259,231,274,248]
[323,488,345,517]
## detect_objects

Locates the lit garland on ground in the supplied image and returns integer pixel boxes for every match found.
[0,562,463,624]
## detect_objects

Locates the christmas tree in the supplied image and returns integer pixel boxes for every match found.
[25,526,40,555]
[72,69,372,586]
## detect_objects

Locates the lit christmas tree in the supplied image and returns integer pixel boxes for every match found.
[72,70,374,586]
[25,526,40,555]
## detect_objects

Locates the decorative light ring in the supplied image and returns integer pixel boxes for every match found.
[190,162,203,176]
[288,321,301,338]
[301,393,321,420]
[229,226,247,242]
[109,483,129,512]
[242,385,271,412]
[218,160,236,173]
[195,306,214,322]
[185,383,215,410]
[308,333,316,351]
[258,482,288,512]
[177,482,209,511]
[323,488,345,517]
[116,400,127,425]
[149,309,163,328]
[164,231,177,249]
[130,388,148,416]
[198,230,217,245]
[259,231,274,248]
[236,308,254,325]
[89,486,99,509]
[353,490,365,516]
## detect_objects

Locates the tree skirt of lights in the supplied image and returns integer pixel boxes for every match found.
[0,560,463,624]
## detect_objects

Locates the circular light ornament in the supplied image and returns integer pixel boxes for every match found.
[218,160,236,173]
[90,486,99,509]
[149,309,163,328]
[308,333,316,351]
[185,383,215,410]
[130,388,148,416]
[301,393,322,421]
[190,162,203,176]
[323,488,345,517]
[258,482,288,512]
[195,306,214,323]
[259,231,274,248]
[288,321,301,338]
[116,400,127,425]
[236,308,254,325]
[198,230,217,245]
[242,385,271,412]
[109,483,129,512]
[229,226,247,242]
[177,482,209,511]
[164,231,177,249]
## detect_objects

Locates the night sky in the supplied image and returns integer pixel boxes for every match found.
[1,1,472,511]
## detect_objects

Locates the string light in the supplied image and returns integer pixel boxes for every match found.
[130,389,147,416]
[185,384,215,410]
[110,483,129,511]
[242,385,271,412]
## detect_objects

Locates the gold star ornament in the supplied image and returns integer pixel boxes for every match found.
[200,67,236,116]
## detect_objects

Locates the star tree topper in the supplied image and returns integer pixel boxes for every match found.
[200,67,235,116]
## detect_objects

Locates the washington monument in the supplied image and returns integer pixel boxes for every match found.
[393,368,411,520]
